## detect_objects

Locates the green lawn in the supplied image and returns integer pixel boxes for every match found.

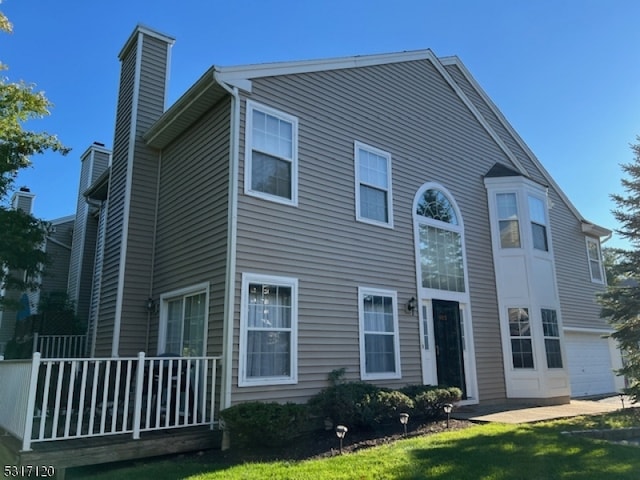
[69,411,640,480]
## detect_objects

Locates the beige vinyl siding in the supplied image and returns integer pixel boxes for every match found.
[118,35,172,356]
[95,32,171,356]
[445,63,607,331]
[231,58,510,404]
[151,98,231,357]
[94,42,136,356]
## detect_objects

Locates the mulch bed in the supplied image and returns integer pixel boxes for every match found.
[204,418,473,466]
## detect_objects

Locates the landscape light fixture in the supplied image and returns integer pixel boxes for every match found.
[335,425,348,454]
[399,413,409,436]
[619,393,626,409]
[443,403,453,428]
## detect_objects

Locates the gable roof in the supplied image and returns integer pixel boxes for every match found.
[144,48,610,238]
[440,56,610,238]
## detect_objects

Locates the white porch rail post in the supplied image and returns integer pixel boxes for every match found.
[32,333,39,354]
[22,352,41,451]
[132,351,145,440]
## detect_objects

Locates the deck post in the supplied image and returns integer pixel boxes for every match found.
[21,352,41,451]
[132,351,145,440]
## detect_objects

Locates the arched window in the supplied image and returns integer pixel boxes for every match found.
[415,186,465,293]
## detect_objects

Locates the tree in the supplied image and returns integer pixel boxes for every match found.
[0,5,69,307]
[598,137,640,402]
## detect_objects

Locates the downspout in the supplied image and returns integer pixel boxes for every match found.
[146,151,162,353]
[213,69,240,410]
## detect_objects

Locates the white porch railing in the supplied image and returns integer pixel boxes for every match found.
[0,352,222,451]
[33,333,88,358]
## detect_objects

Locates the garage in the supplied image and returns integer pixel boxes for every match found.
[564,332,616,397]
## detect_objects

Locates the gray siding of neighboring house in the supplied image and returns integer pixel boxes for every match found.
[230,58,514,405]
[150,98,231,357]
[41,219,74,299]
[68,148,110,326]
[444,63,607,331]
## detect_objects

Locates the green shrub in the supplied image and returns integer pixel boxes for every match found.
[368,390,414,424]
[220,401,310,448]
[308,381,381,429]
[412,386,463,419]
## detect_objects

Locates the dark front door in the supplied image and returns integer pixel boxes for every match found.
[433,299,466,396]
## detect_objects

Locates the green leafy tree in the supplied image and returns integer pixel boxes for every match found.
[0,5,69,306]
[598,138,640,402]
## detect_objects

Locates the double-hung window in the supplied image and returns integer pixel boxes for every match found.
[239,273,298,386]
[508,307,533,369]
[358,287,401,379]
[355,142,393,227]
[528,196,548,251]
[541,308,563,368]
[245,101,298,205]
[586,237,604,283]
[496,193,521,248]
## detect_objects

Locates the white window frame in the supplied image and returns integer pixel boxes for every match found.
[157,282,210,356]
[508,306,535,370]
[496,192,521,249]
[239,273,298,387]
[585,237,605,284]
[358,287,401,380]
[528,195,549,252]
[244,100,299,206]
[541,308,563,369]
[354,141,394,228]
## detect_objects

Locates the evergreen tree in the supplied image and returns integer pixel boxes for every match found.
[599,138,640,402]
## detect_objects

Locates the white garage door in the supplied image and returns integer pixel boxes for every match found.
[565,332,615,397]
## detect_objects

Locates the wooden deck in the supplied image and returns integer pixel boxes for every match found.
[1,426,223,479]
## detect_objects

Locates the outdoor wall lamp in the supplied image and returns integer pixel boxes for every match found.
[406,297,416,315]
[335,425,348,453]
[399,413,409,436]
[443,403,453,428]
[146,297,156,314]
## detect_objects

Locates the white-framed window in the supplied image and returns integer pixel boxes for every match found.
[528,196,548,251]
[586,237,604,283]
[541,308,562,368]
[508,307,534,369]
[415,187,466,293]
[354,141,393,227]
[358,287,401,380]
[239,273,298,386]
[496,193,521,248]
[159,283,209,356]
[244,101,298,206]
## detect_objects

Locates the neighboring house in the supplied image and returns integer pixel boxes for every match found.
[6,24,622,411]
[0,189,75,356]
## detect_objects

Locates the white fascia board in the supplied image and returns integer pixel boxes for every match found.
[215,49,436,82]
[440,56,601,229]
[434,56,529,176]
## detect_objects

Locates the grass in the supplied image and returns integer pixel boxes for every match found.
[68,410,640,480]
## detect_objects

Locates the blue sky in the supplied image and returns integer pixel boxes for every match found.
[1,0,638,248]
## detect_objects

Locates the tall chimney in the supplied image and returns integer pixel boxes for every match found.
[94,25,175,357]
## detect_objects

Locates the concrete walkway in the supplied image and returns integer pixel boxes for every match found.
[455,395,633,424]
